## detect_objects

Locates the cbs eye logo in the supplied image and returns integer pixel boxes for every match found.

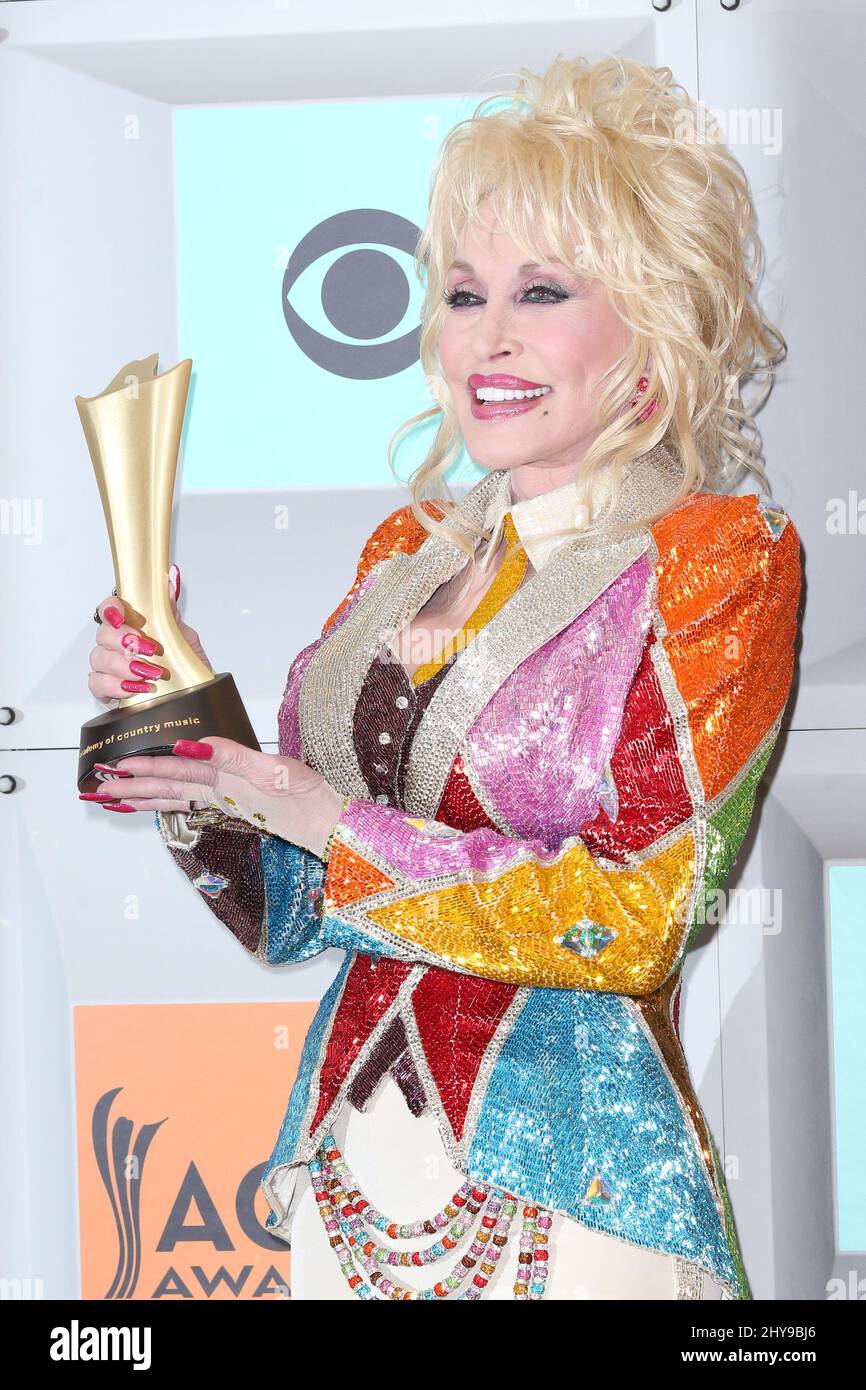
[281,209,422,380]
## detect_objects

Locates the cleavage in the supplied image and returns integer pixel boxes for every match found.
[388,533,509,680]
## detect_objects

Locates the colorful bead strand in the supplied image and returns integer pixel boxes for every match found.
[315,1148,502,1298]
[512,1205,552,1299]
[324,1138,487,1242]
[322,1146,487,1264]
[308,1135,529,1300]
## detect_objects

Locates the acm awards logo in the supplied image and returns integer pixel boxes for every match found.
[281,208,422,379]
[93,1087,291,1300]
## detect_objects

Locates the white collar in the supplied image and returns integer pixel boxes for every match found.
[481,467,613,572]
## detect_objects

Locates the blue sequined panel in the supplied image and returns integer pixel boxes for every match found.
[465,986,738,1291]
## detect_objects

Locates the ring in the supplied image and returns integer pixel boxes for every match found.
[92,583,118,622]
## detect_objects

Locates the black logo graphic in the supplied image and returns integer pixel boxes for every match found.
[92,1087,167,1300]
[91,1086,291,1300]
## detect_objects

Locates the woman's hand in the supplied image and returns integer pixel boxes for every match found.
[81,736,348,859]
[88,562,212,705]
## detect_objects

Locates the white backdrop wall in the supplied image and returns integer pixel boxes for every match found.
[0,0,862,1300]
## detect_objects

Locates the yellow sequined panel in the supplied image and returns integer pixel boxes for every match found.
[411,511,528,686]
[653,492,801,800]
[329,828,697,995]
[323,499,447,635]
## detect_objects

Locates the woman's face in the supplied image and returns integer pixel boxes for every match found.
[437,201,634,489]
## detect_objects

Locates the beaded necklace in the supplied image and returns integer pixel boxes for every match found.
[308,1133,552,1300]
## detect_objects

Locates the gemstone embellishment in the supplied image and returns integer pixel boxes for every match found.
[583,1175,616,1206]
[595,759,619,823]
[756,495,788,541]
[193,870,229,898]
[559,919,617,957]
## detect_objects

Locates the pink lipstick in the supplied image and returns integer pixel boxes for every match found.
[467,373,554,421]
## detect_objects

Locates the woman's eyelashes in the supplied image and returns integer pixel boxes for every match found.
[443,279,572,309]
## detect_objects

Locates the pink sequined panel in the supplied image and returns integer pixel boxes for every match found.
[460,554,652,846]
[338,798,555,878]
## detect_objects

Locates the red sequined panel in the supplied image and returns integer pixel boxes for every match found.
[309,955,414,1133]
[409,969,519,1141]
[346,1015,428,1117]
[435,752,502,833]
[578,628,691,861]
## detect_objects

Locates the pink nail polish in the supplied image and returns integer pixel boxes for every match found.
[104,605,124,629]
[80,791,122,801]
[120,680,155,693]
[172,738,213,759]
[129,659,166,680]
[121,632,159,657]
[93,762,133,777]
[101,802,137,812]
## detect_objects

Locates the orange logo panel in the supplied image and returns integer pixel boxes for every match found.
[74,1002,316,1300]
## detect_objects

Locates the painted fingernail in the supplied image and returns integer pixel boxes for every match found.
[172,739,213,759]
[93,763,133,777]
[120,680,155,693]
[79,791,122,801]
[129,659,166,680]
[100,802,138,812]
[169,563,181,602]
[121,632,159,657]
[103,605,124,629]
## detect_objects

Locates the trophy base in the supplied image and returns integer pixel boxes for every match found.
[78,672,261,792]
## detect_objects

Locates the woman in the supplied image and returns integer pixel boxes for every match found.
[83,55,802,1300]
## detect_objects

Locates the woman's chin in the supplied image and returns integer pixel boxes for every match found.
[465,449,538,475]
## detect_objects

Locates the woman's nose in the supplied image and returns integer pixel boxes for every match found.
[471,309,520,361]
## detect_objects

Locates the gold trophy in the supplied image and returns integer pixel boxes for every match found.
[76,353,260,792]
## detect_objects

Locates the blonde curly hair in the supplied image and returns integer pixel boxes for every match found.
[385,52,785,567]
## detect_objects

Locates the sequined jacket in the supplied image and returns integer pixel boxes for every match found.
[156,441,801,1300]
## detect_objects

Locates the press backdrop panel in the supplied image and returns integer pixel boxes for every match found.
[827,865,866,1252]
[175,99,486,492]
[74,1002,316,1300]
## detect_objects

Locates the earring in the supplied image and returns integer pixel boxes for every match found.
[626,374,658,423]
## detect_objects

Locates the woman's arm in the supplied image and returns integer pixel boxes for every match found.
[155,805,334,965]
[155,492,801,993]
[314,492,802,995]
[152,500,443,966]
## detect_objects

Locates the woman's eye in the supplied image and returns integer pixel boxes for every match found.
[443,281,569,309]
[522,281,569,303]
[443,287,481,308]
